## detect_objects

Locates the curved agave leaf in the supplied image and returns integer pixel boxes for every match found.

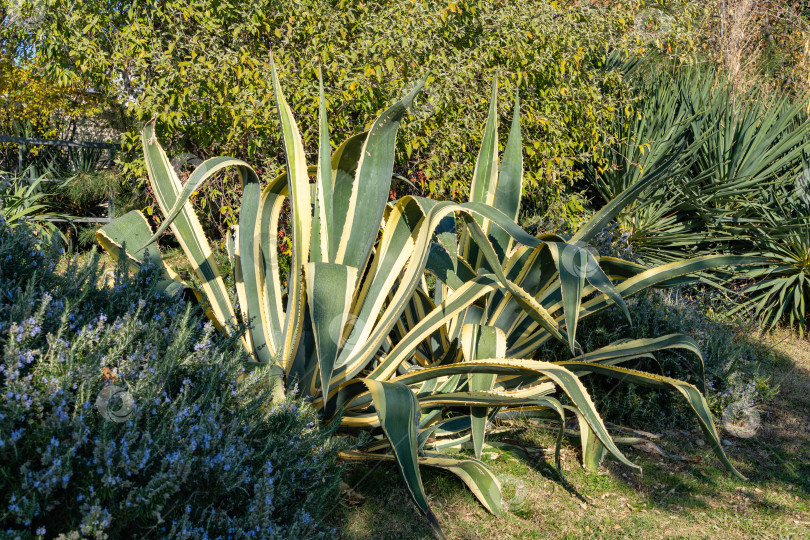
[340,450,503,517]
[140,123,237,333]
[363,380,443,536]
[509,255,765,359]
[257,173,290,355]
[348,359,637,473]
[96,210,185,298]
[557,362,745,480]
[563,405,607,471]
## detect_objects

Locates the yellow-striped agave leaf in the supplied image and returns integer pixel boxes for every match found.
[363,380,443,537]
[334,77,427,270]
[140,124,236,332]
[270,56,312,370]
[96,210,185,297]
[558,362,745,480]
[311,67,334,264]
[461,324,506,459]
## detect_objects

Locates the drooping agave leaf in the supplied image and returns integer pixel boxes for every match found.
[564,405,607,471]
[340,450,503,517]
[347,358,637,472]
[133,150,271,360]
[96,210,185,297]
[363,380,443,536]
[137,156,258,250]
[567,333,706,391]
[462,214,564,342]
[557,362,745,480]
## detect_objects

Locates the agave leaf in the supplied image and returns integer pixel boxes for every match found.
[461,324,506,459]
[141,123,237,332]
[463,215,564,343]
[270,56,313,370]
[335,76,427,270]
[489,93,523,261]
[363,380,443,536]
[462,76,499,267]
[365,275,500,382]
[305,262,358,398]
[256,173,290,355]
[312,67,334,264]
[340,450,502,517]
[545,242,588,354]
[355,358,636,473]
[136,156,258,251]
[96,210,185,297]
[558,362,745,480]
[563,405,607,471]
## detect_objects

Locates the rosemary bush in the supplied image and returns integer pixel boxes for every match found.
[0,223,343,538]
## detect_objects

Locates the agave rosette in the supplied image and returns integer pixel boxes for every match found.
[98,63,754,534]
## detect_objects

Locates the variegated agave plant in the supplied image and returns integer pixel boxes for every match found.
[97,64,753,536]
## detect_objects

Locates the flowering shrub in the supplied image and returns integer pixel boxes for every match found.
[0,223,343,538]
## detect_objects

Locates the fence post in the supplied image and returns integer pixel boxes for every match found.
[18,144,23,176]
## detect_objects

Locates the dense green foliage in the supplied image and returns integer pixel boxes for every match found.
[16,0,646,222]
[0,223,343,538]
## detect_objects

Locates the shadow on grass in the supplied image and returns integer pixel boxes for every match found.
[333,332,810,538]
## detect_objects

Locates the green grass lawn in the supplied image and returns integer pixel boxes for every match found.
[332,330,810,539]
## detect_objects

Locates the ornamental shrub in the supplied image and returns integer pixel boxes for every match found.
[18,0,643,229]
[0,223,343,538]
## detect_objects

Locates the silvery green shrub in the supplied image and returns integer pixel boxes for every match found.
[0,223,343,538]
